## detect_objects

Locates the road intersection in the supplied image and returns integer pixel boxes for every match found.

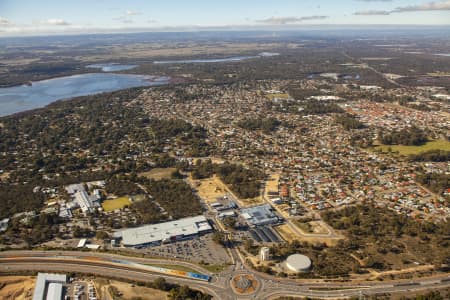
[1,250,449,299]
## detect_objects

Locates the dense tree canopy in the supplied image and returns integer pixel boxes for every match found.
[335,114,365,130]
[237,117,281,133]
[140,178,203,219]
[0,183,46,219]
[192,160,264,199]
[409,150,450,162]
[379,126,428,146]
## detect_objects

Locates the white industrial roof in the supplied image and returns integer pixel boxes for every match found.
[86,244,100,250]
[65,183,85,195]
[119,215,212,246]
[74,191,93,213]
[33,273,67,300]
[241,204,280,226]
[218,211,236,218]
[77,239,87,248]
[46,283,63,300]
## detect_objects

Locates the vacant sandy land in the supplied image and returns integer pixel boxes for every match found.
[190,175,227,204]
[190,174,264,207]
[264,173,280,196]
[140,168,176,180]
[0,276,36,300]
[292,220,329,235]
[274,224,340,246]
[237,196,265,208]
[95,279,167,300]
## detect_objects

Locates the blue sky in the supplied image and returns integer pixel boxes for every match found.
[0,0,449,36]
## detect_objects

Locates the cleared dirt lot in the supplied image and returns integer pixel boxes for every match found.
[191,175,263,207]
[264,173,280,196]
[292,220,329,235]
[140,168,177,181]
[274,224,341,246]
[0,276,35,300]
[190,175,227,204]
[94,278,167,300]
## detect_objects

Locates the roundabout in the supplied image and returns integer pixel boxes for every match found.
[230,273,259,296]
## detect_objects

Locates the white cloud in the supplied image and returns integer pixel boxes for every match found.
[0,17,11,26]
[354,0,450,15]
[113,9,141,23]
[256,16,329,25]
[126,10,141,16]
[354,10,391,15]
[393,0,450,12]
[41,19,71,26]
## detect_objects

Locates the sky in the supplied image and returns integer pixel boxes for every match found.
[0,0,449,36]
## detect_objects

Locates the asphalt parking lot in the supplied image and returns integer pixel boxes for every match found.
[142,234,230,264]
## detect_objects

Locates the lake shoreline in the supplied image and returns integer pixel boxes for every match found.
[0,73,171,117]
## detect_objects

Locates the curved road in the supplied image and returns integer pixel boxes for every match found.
[1,251,449,300]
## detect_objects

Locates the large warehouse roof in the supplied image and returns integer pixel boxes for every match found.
[116,215,212,246]
[32,273,67,300]
[46,283,63,300]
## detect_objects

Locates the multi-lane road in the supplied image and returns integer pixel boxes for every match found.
[1,250,449,300]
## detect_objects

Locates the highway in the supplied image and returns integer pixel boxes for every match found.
[1,251,449,299]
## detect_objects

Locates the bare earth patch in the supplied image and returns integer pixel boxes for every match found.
[139,168,177,180]
[94,278,167,300]
[0,276,36,300]
[274,224,341,246]
[190,175,227,204]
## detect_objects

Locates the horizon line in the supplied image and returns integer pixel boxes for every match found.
[1,24,450,38]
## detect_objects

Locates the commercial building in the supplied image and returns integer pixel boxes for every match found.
[32,273,67,300]
[285,254,312,273]
[77,238,87,248]
[46,283,63,300]
[241,204,282,227]
[65,183,101,214]
[218,211,236,218]
[74,190,97,213]
[115,215,212,247]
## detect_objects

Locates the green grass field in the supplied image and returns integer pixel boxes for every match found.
[102,197,132,212]
[373,139,450,156]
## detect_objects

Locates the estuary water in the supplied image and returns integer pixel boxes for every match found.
[0,73,170,117]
